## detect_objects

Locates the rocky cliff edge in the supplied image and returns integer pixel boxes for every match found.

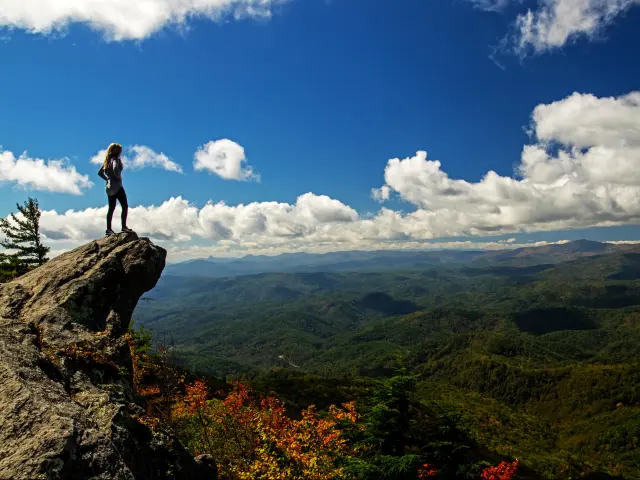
[0,233,212,480]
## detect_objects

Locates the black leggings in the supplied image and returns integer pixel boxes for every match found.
[107,187,128,231]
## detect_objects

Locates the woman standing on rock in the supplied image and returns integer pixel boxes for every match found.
[98,143,133,236]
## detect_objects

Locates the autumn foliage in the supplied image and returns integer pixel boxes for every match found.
[128,327,188,429]
[169,379,520,480]
[480,460,520,480]
[417,463,438,478]
[127,326,520,480]
[173,380,360,479]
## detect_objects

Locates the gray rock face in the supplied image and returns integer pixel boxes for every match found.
[0,233,213,480]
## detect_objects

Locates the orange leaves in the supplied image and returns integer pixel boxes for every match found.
[173,380,209,417]
[173,381,358,480]
[221,382,357,479]
[171,379,521,480]
[480,459,519,480]
[329,401,358,423]
[134,413,161,430]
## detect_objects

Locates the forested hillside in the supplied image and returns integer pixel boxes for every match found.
[135,241,640,479]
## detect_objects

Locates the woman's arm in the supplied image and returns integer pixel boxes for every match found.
[98,166,108,181]
[113,159,123,179]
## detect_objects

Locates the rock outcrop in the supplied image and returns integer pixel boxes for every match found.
[0,233,212,480]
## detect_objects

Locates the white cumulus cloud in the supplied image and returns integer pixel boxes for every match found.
[531,91,640,148]
[8,90,640,261]
[373,90,640,235]
[513,0,640,55]
[32,192,578,262]
[37,192,358,245]
[194,139,259,182]
[90,145,183,173]
[0,147,92,195]
[0,0,286,41]
[128,145,183,173]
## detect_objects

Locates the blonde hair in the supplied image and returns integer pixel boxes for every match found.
[103,143,123,170]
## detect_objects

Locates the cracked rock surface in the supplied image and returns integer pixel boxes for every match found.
[0,233,212,480]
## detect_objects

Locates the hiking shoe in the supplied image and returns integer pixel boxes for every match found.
[105,229,115,236]
[121,227,134,233]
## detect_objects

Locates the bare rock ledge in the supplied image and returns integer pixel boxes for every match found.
[0,233,214,480]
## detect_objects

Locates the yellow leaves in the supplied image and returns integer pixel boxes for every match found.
[172,381,359,480]
[134,413,161,430]
[173,380,209,417]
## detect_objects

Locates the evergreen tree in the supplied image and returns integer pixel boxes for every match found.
[0,197,50,271]
[0,253,29,282]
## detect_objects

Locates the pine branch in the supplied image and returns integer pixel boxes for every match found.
[1,230,33,243]
[9,212,32,232]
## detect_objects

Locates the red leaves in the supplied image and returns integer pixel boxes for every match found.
[417,463,438,478]
[480,459,519,480]
[173,379,520,480]
[173,381,359,479]
[417,458,519,479]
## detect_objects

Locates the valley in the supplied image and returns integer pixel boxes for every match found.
[134,241,640,479]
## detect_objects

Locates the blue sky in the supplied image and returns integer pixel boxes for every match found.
[1,0,640,260]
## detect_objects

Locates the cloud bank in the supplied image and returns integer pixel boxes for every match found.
[373,91,640,234]
[0,148,93,195]
[35,194,577,262]
[5,90,640,259]
[0,0,286,40]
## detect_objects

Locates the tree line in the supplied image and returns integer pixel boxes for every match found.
[0,197,50,282]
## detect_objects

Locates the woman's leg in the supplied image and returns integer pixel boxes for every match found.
[106,194,117,231]
[117,188,129,229]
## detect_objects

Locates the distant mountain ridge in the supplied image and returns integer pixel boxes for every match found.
[165,240,640,278]
[134,237,640,479]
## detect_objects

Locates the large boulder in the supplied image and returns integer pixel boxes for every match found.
[0,233,214,480]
